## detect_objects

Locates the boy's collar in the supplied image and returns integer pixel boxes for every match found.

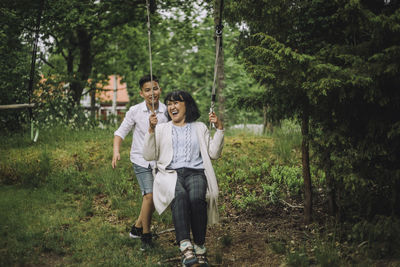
[141,101,165,113]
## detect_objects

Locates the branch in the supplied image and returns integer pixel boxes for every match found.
[39,54,55,69]
[156,227,175,235]
[280,199,303,209]
[47,32,68,60]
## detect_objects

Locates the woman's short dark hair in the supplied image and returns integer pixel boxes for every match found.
[139,74,159,89]
[164,91,200,123]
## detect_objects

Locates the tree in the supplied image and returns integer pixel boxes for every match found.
[0,0,43,132]
[225,0,400,221]
[39,0,156,107]
[124,1,259,126]
[225,0,316,223]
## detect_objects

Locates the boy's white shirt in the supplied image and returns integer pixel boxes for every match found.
[143,121,224,225]
[114,101,168,168]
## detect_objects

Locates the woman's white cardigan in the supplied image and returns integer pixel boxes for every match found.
[143,121,224,225]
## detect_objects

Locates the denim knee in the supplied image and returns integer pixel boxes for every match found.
[189,196,206,208]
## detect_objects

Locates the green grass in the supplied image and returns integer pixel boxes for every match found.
[267,119,302,164]
[0,127,174,266]
[1,124,399,266]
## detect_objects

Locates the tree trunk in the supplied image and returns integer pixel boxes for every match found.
[214,0,225,124]
[90,86,96,120]
[263,105,267,134]
[321,148,341,221]
[67,48,74,75]
[71,27,93,106]
[262,104,273,134]
[301,104,312,224]
[326,168,337,217]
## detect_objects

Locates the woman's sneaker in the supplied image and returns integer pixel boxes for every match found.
[181,247,198,267]
[129,225,142,239]
[196,254,209,267]
[194,244,209,267]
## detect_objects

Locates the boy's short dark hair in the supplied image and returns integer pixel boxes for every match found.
[164,90,200,123]
[139,74,159,89]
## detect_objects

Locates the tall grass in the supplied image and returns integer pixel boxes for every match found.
[268,119,302,164]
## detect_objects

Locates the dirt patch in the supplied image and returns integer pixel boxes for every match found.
[156,202,307,266]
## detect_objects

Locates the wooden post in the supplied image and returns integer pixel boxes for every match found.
[0,104,35,110]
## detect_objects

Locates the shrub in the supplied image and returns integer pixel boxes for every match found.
[314,243,341,267]
[286,248,309,267]
[270,165,303,196]
[349,215,400,259]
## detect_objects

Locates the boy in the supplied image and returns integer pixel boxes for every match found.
[112,74,167,250]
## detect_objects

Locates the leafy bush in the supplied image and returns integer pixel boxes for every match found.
[32,80,95,130]
[270,165,303,196]
[314,243,341,267]
[349,216,400,259]
[286,248,309,267]
[262,182,281,203]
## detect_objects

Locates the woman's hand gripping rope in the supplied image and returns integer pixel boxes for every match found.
[149,112,158,134]
[209,112,223,130]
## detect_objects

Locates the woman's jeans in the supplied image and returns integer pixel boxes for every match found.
[171,168,207,245]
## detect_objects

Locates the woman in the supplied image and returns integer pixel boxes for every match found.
[143,90,224,267]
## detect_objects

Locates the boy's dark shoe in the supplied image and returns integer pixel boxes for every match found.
[140,233,154,251]
[129,225,143,239]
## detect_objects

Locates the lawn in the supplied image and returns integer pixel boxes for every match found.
[1,124,399,266]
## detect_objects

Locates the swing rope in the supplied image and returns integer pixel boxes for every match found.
[210,0,224,116]
[209,0,224,151]
[210,25,223,115]
[145,0,155,112]
[145,0,158,166]
[28,0,44,142]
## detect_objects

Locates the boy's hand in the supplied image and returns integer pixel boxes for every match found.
[112,135,123,169]
[149,113,158,133]
[112,152,120,169]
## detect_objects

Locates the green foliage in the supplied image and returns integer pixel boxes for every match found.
[33,79,95,130]
[226,0,400,220]
[2,0,261,133]
[314,243,341,267]
[268,237,287,255]
[0,0,37,132]
[1,127,400,265]
[286,247,310,267]
[349,216,400,259]
[215,122,304,214]
[269,120,302,164]
[270,165,303,196]
[0,127,173,266]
